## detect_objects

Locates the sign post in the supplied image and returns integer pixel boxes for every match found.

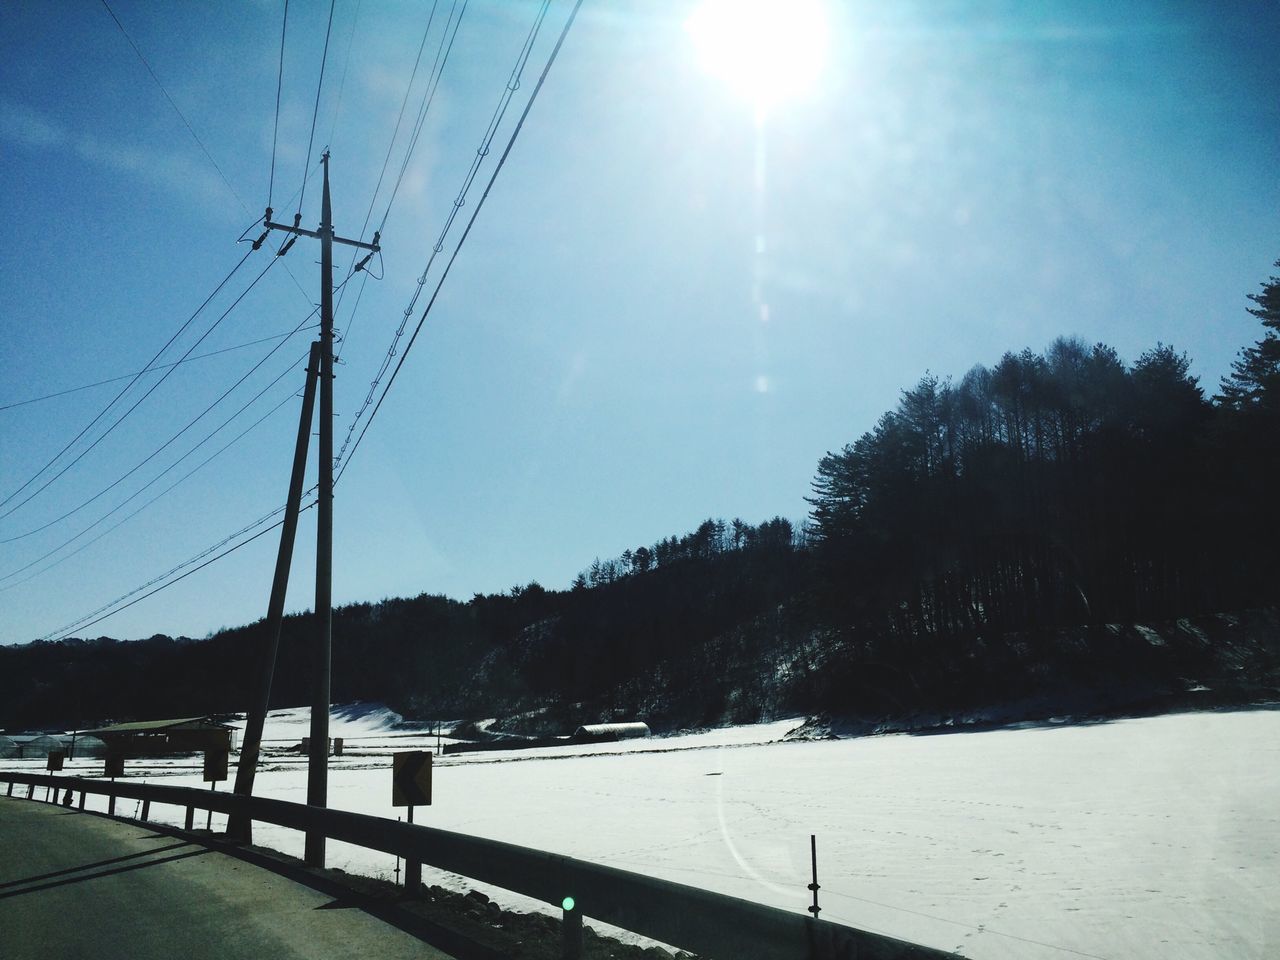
[204,748,228,831]
[392,751,432,893]
[46,750,64,801]
[104,752,124,815]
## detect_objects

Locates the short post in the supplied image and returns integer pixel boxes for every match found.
[807,834,821,919]
[185,806,195,830]
[141,799,151,821]
[562,897,583,960]
[62,788,73,807]
[107,791,116,816]
[405,805,421,893]
[27,784,34,799]
[78,791,86,810]
[5,781,11,797]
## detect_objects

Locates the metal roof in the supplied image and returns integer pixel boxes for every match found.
[83,716,230,735]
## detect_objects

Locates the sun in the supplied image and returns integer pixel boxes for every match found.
[685,0,829,112]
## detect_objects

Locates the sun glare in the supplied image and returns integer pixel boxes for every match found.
[686,0,829,111]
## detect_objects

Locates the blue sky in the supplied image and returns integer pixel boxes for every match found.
[1,0,1277,644]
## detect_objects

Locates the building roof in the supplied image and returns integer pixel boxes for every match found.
[83,716,231,735]
[574,722,652,737]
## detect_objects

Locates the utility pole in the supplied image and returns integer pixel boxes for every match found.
[260,152,380,868]
[230,341,321,842]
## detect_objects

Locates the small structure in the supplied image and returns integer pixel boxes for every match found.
[83,717,237,758]
[7,734,70,759]
[570,722,651,743]
[0,735,17,759]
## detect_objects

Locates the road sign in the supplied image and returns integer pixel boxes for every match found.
[46,751,65,772]
[204,748,229,783]
[104,753,124,778]
[392,750,432,807]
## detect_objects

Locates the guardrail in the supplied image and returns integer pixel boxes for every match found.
[1,771,956,960]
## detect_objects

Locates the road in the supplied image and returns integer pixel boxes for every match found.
[0,797,454,960]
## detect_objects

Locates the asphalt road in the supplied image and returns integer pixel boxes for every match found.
[0,796,455,960]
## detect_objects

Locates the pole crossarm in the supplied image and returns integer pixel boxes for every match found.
[264,221,380,251]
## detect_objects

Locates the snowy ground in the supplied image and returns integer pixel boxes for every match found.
[5,706,1278,959]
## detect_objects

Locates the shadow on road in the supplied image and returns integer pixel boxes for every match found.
[0,848,210,900]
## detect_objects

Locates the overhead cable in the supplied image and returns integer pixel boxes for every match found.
[99,0,248,211]
[337,0,577,479]
[0,383,304,593]
[0,344,314,584]
[38,498,315,643]
[0,257,291,541]
[335,0,546,467]
[0,248,257,517]
[268,0,291,210]
[0,327,316,413]
[296,0,337,218]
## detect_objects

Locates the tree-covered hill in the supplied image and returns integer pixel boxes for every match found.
[4,265,1279,733]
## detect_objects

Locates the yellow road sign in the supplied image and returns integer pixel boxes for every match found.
[392,750,432,807]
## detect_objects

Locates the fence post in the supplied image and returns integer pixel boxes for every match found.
[141,799,150,821]
[185,806,195,830]
[108,791,116,816]
[27,784,34,799]
[78,791,86,810]
[562,899,583,960]
[5,781,11,797]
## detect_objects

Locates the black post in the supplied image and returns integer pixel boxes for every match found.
[231,340,322,842]
[807,834,821,918]
[405,804,421,893]
[185,806,195,830]
[562,901,583,960]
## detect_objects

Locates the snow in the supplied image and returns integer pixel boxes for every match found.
[6,707,1278,959]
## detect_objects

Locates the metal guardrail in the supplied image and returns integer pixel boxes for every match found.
[1,771,956,960]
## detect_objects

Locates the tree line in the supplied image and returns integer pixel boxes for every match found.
[2,262,1277,730]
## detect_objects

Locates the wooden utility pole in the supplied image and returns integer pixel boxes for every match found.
[257,152,380,868]
[230,341,321,842]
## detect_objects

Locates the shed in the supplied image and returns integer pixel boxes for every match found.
[570,722,651,743]
[83,717,236,757]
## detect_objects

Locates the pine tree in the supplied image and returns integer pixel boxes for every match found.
[1218,259,1280,413]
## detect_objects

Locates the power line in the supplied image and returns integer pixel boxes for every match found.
[296,0,337,218]
[99,0,248,211]
[0,248,257,517]
[0,381,304,593]
[0,256,287,540]
[335,0,460,357]
[337,0,580,481]
[39,499,313,643]
[0,327,317,413]
[335,0,545,466]
[325,0,363,148]
[374,0,470,237]
[0,344,314,585]
[267,0,291,210]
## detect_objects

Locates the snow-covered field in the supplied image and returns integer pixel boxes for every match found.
[6,706,1278,959]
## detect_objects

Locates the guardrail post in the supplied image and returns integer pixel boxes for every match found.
[27,784,34,799]
[5,781,11,797]
[185,806,195,830]
[141,799,151,821]
[62,788,73,807]
[78,791,86,810]
[107,791,116,816]
[562,900,583,960]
